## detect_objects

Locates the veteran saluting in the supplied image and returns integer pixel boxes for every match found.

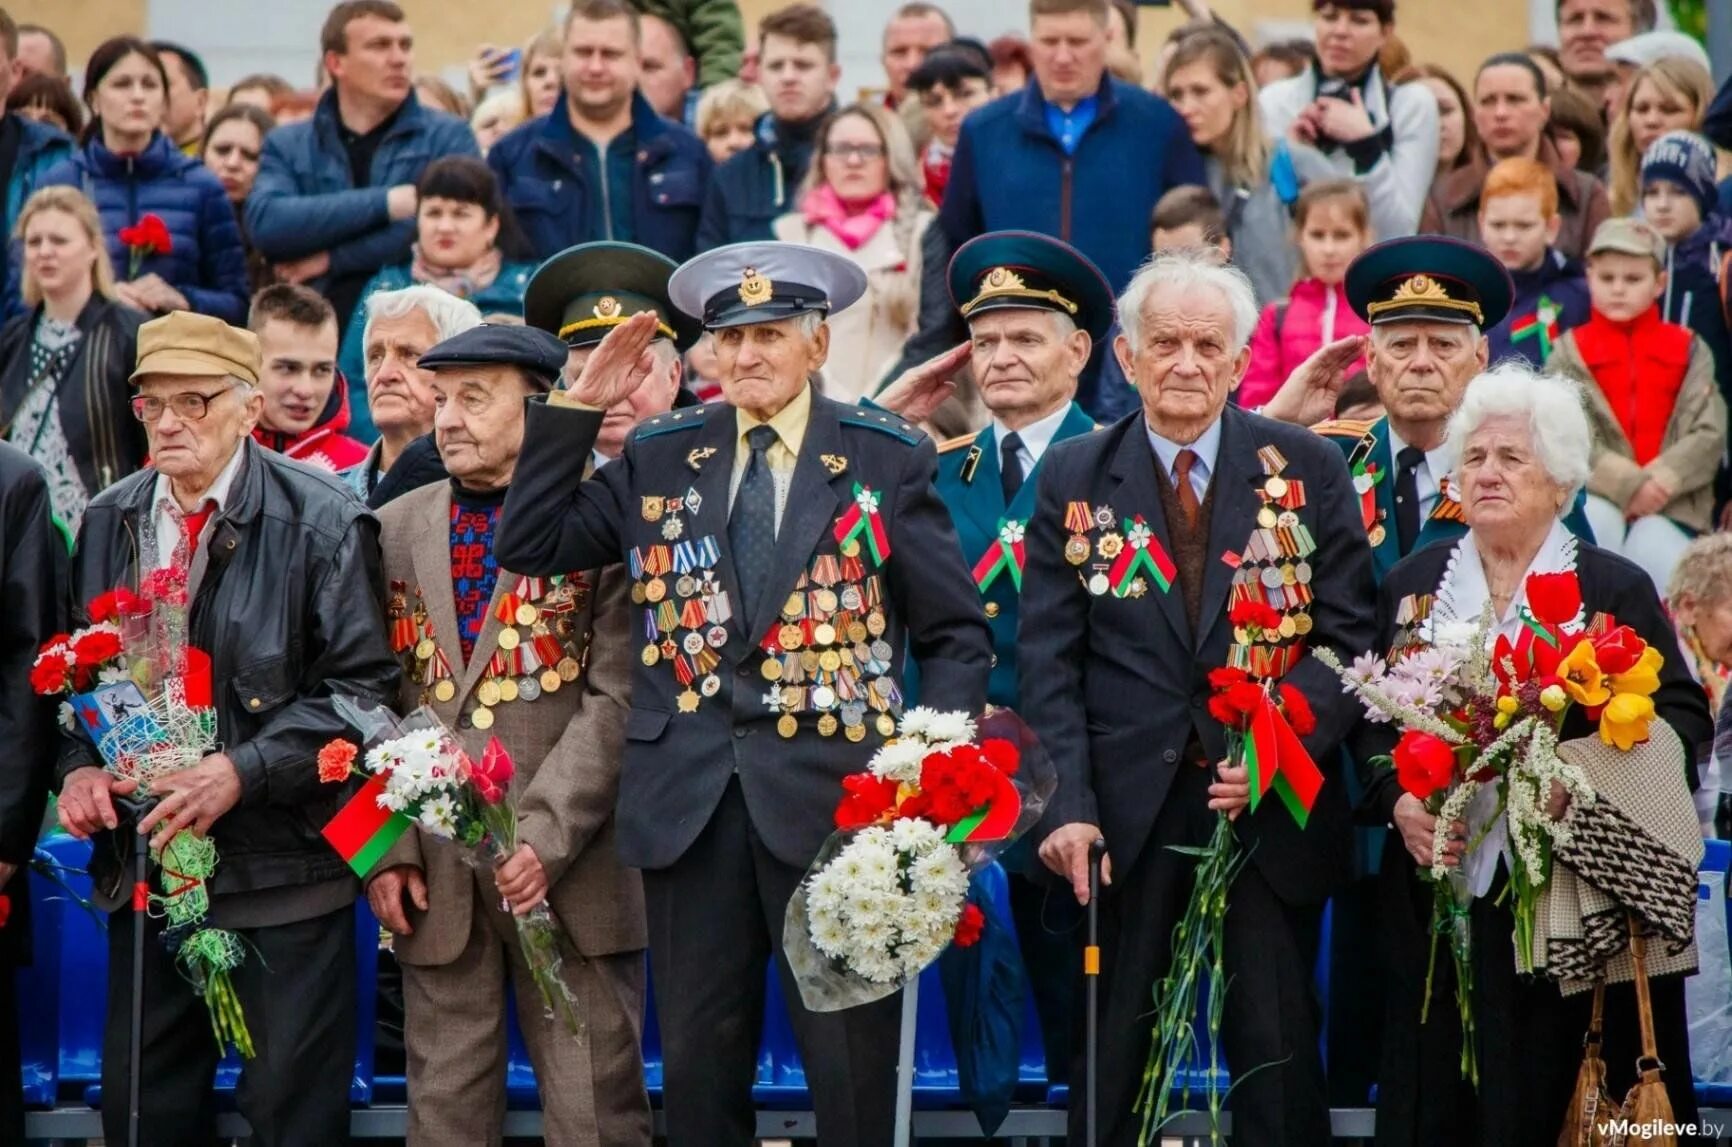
[495,242,992,1147]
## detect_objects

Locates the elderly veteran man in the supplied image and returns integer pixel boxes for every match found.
[523,240,704,465]
[1023,248,1375,1146]
[53,311,399,1147]
[364,324,648,1147]
[1264,236,1596,582]
[876,229,1109,1084]
[494,242,992,1147]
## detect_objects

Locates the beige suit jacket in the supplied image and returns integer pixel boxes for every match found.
[373,481,645,966]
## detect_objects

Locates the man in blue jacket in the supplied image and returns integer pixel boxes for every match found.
[938,0,1206,299]
[0,9,70,318]
[695,3,841,249]
[246,0,476,340]
[488,0,710,264]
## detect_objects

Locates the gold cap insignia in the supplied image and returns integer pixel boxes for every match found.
[739,268,773,307]
[594,295,621,319]
[1367,273,1483,324]
[961,265,1078,318]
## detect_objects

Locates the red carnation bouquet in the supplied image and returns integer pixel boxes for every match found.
[319,697,582,1035]
[117,213,172,280]
[784,707,1054,1012]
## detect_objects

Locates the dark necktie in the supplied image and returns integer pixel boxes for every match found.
[730,425,781,634]
[1395,445,1424,555]
[1172,448,1203,531]
[1000,431,1025,503]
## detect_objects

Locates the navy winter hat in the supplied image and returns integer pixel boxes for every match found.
[1640,130,1718,217]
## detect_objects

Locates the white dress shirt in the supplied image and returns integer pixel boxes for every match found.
[1146,416,1223,505]
[148,442,246,571]
[1384,423,1452,522]
[991,402,1072,479]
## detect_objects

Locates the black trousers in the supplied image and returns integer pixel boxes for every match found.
[1007,865,1083,1086]
[0,957,21,1146]
[101,901,356,1147]
[1077,762,1330,1147]
[644,778,901,1147]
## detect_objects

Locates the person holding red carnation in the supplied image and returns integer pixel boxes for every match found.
[1354,362,1711,1146]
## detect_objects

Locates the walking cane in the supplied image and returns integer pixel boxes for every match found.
[1085,837,1105,1147]
[115,796,156,1147]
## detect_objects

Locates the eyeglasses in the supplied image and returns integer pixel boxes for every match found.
[824,143,885,162]
[130,385,238,423]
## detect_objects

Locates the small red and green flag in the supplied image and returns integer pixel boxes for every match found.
[1510,295,1561,359]
[1108,516,1176,597]
[1246,694,1323,828]
[833,484,891,564]
[322,775,412,877]
[972,519,1027,592]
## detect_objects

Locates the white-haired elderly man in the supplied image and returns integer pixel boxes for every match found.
[1022,247,1374,1146]
[492,241,992,1147]
[1355,362,1708,1146]
[342,284,485,505]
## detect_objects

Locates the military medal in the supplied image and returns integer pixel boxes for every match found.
[518,675,542,702]
[1369,524,1386,546]
[558,657,581,681]
[540,669,562,693]
[645,578,667,603]
[817,714,839,737]
[677,689,700,713]
[778,714,799,738]
[1096,532,1123,559]
[478,679,502,707]
[663,518,684,541]
[471,707,494,730]
[641,496,665,522]
[761,657,782,681]
[498,678,520,703]
[1088,572,1109,596]
[876,713,896,737]
[1256,505,1278,529]
[415,637,435,660]
[643,644,661,667]
[498,628,520,650]
[434,680,456,703]
[515,603,538,626]
[1065,536,1089,565]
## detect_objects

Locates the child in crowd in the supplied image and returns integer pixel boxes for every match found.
[1480,157,1591,369]
[1239,179,1372,410]
[694,80,769,166]
[906,47,994,207]
[1150,184,1233,259]
[1640,131,1732,415]
[1547,216,1726,594]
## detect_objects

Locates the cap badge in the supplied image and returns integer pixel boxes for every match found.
[961,265,1079,318]
[594,296,622,319]
[739,268,773,307]
[1367,272,1483,325]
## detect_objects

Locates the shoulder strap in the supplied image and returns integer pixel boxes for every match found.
[1270,139,1301,209]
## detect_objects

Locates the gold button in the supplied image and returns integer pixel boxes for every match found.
[984,602,1000,619]
[248,698,261,709]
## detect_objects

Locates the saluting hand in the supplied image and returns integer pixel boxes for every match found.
[872,342,971,425]
[1260,335,1366,427]
[565,311,661,410]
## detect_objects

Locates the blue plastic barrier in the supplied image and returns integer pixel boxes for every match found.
[1698,839,1731,1107]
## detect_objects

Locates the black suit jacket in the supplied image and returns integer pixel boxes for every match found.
[1356,539,1712,827]
[495,389,993,871]
[1018,405,1375,907]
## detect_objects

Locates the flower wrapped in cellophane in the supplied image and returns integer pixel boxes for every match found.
[783,707,1054,1012]
[319,697,581,1036]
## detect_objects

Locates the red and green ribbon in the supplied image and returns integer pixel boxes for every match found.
[972,519,1026,592]
[322,774,413,877]
[1107,516,1176,597]
[1352,459,1383,530]
[1510,295,1560,359]
[833,483,891,564]
[1245,693,1323,828]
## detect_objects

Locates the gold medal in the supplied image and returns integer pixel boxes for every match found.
[761,657,783,681]
[847,621,869,643]
[866,611,887,637]
[415,637,436,660]
[984,602,1001,619]
[778,624,803,651]
[778,713,799,738]
[1294,612,1314,636]
[515,603,538,626]
[814,623,837,646]
[845,723,866,742]
[819,649,842,673]
[642,644,661,667]
[814,589,839,614]
[1368,524,1387,547]
[631,582,647,605]
[1096,532,1124,559]
[498,628,521,650]
[1281,563,1297,587]
[645,577,667,603]
[1065,535,1090,565]
[641,496,665,522]
[498,678,520,703]
[840,538,861,558]
[558,657,581,681]
[541,669,563,693]
[1278,614,1297,639]
[817,714,839,737]
[1256,505,1279,529]
[799,649,820,674]
[471,706,495,730]
[784,592,805,619]
[1264,475,1289,500]
[478,679,502,707]
[433,679,456,703]
[875,713,896,737]
[676,689,700,713]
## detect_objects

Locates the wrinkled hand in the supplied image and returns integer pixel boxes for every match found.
[1208,760,1251,821]
[57,766,138,838]
[494,843,548,916]
[1039,822,1110,905]
[1261,335,1366,426]
[126,274,188,313]
[568,310,660,408]
[1626,477,1671,520]
[276,251,331,284]
[1393,793,1466,869]
[367,864,429,935]
[1310,91,1377,143]
[467,43,513,93]
[136,752,244,850]
[112,281,155,314]
[1287,104,1322,145]
[872,342,969,425]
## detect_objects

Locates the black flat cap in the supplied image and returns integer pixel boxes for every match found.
[417,324,569,391]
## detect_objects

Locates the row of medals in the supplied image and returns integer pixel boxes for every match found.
[759,559,901,742]
[1233,473,1317,643]
[1062,504,1150,597]
[435,588,584,731]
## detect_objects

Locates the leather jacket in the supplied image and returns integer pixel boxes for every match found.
[58,440,401,899]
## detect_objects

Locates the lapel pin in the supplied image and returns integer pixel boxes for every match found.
[821,453,848,476]
[960,445,982,484]
[687,446,716,470]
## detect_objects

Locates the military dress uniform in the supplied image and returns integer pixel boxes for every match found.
[494,243,993,1147]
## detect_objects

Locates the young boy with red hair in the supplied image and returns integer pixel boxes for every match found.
[1480,156,1591,368]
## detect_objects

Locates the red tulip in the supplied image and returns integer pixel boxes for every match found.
[1525,571,1581,627]
[1591,625,1644,676]
[1392,731,1457,801]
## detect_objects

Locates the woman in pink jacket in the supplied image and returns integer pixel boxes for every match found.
[1239,179,1374,408]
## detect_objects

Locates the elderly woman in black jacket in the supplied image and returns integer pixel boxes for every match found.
[1360,363,1710,1147]
[0,186,145,532]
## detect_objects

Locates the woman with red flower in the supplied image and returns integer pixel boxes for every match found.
[1356,365,1712,1146]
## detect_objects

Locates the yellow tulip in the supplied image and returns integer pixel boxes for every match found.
[1599,692,1656,751]
[1494,712,1511,730]
[1496,695,1520,715]
[1558,640,1610,708]
[1539,684,1568,712]
[1607,646,1663,698]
